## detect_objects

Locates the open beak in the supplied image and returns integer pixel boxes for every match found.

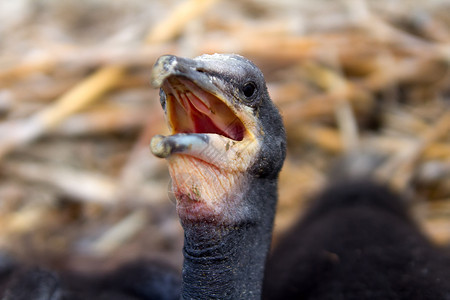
[148,54,273,220]
[149,55,259,171]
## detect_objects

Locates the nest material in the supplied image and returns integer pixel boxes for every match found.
[0,0,449,271]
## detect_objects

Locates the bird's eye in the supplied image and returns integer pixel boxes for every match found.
[242,82,257,99]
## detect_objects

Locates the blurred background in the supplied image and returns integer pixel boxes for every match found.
[0,0,449,273]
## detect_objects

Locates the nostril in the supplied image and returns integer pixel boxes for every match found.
[196,68,207,73]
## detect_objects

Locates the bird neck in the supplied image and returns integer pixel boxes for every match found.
[180,177,278,300]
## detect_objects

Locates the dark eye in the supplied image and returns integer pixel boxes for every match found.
[242,82,257,98]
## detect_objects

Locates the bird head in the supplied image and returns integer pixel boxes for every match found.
[150,54,286,224]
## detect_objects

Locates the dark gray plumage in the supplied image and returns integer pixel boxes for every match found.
[263,180,450,299]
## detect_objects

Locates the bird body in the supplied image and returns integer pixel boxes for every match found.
[1,259,180,300]
[264,180,450,299]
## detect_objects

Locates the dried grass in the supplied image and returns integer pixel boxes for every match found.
[0,0,449,270]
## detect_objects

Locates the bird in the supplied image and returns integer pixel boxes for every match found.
[2,53,450,299]
[149,53,287,299]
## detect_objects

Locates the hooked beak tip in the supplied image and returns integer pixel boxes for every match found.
[150,55,179,88]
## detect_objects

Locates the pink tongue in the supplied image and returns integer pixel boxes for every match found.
[191,110,231,138]
[177,91,245,141]
[185,92,237,138]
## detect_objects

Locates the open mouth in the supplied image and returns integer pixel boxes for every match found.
[150,54,260,169]
[163,77,246,141]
